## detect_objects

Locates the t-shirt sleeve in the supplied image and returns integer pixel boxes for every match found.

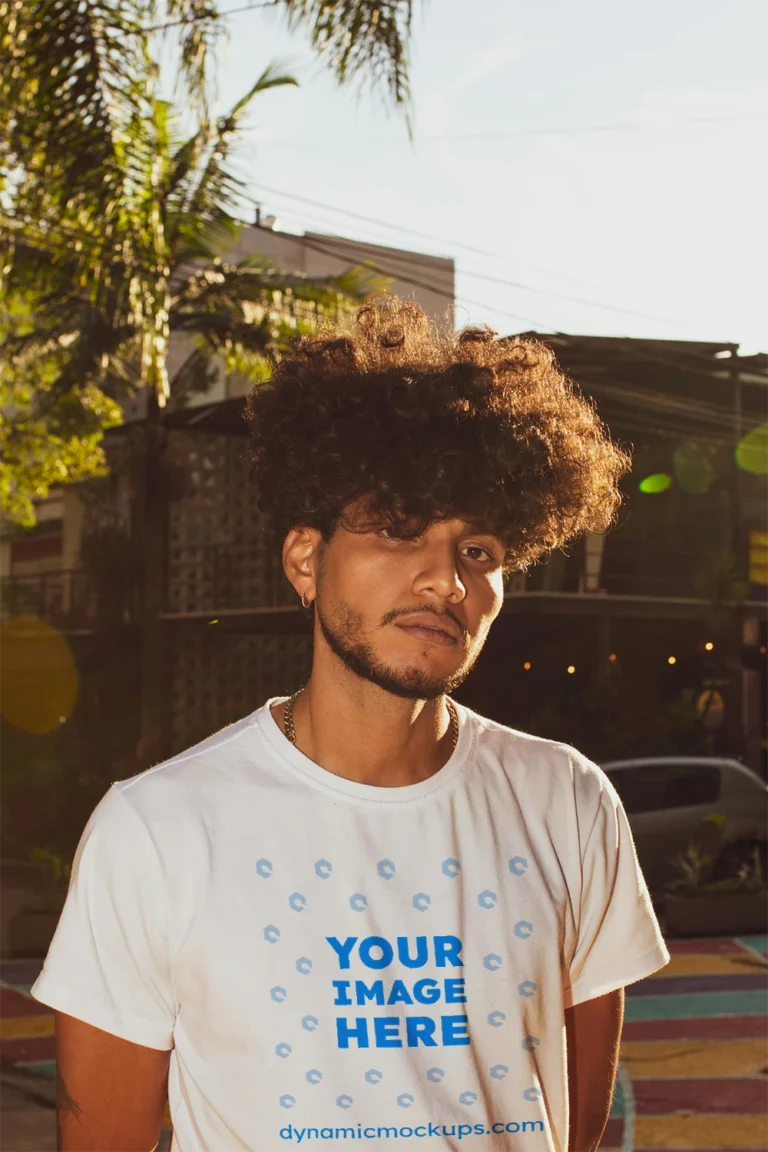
[563,768,670,1008]
[30,784,176,1049]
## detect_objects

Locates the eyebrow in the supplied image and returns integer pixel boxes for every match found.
[461,520,503,539]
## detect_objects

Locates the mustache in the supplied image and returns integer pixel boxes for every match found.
[382,605,466,637]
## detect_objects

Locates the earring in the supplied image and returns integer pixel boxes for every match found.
[301,591,312,609]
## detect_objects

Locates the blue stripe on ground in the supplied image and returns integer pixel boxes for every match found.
[0,960,44,986]
[624,988,768,1020]
[735,934,768,955]
[630,973,768,997]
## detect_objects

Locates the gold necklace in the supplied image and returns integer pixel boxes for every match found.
[283,689,460,752]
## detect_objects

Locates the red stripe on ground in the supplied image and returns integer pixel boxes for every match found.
[666,938,748,955]
[0,988,50,1016]
[633,1077,768,1115]
[601,1117,624,1147]
[622,1015,768,1041]
[0,1035,55,1063]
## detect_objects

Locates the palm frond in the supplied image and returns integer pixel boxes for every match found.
[1,0,153,219]
[276,0,413,105]
[164,0,224,118]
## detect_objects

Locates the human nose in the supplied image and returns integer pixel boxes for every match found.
[412,543,467,603]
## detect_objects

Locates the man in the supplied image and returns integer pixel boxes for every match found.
[33,298,669,1151]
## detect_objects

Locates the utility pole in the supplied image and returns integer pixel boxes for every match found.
[730,347,762,773]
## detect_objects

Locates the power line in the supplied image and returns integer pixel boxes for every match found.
[143,1,273,34]
[289,230,548,330]
[257,111,767,143]
[7,207,761,432]
[248,184,708,332]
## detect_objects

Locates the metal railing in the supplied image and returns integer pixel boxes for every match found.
[0,570,99,629]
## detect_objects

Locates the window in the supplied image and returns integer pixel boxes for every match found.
[606,763,720,814]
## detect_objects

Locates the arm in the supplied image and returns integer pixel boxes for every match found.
[55,1011,171,1152]
[565,987,624,1152]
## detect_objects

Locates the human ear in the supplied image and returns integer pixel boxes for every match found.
[282,527,324,605]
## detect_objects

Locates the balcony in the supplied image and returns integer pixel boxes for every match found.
[0,570,99,632]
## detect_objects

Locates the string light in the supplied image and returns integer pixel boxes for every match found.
[705,641,714,651]
[761,646,767,655]
[668,656,676,665]
[609,653,617,662]
[523,661,532,671]
[567,665,576,674]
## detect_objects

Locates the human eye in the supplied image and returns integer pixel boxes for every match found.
[461,543,499,564]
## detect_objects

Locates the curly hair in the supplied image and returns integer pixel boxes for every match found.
[245,296,631,573]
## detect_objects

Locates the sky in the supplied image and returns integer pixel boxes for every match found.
[197,0,767,351]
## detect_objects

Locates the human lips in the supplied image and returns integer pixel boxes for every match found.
[394,614,460,645]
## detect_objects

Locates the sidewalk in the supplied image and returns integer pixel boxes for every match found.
[2,938,767,1151]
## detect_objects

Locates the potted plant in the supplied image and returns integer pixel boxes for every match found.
[7,846,70,957]
[663,814,768,937]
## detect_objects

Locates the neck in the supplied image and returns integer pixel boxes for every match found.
[271,663,457,787]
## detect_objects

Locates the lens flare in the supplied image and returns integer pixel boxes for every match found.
[638,473,672,494]
[736,423,768,475]
[0,616,79,735]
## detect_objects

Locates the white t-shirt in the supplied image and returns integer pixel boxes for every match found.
[32,699,668,1152]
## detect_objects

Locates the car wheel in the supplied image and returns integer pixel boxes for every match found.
[712,839,767,881]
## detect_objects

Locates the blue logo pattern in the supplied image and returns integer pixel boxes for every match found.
[260,845,544,1114]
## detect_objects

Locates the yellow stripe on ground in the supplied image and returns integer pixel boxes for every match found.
[620,1037,768,1077]
[0,1014,54,1039]
[650,953,768,977]
[635,1114,768,1149]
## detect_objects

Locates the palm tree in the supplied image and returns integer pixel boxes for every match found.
[0,0,413,523]
[1,1,410,762]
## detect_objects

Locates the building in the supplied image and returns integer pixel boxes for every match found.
[2,234,766,788]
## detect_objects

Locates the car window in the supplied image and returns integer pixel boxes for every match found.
[605,763,720,814]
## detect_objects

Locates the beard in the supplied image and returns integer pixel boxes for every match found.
[315,595,482,700]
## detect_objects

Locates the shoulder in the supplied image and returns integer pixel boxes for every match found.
[109,705,272,832]
[461,705,615,810]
